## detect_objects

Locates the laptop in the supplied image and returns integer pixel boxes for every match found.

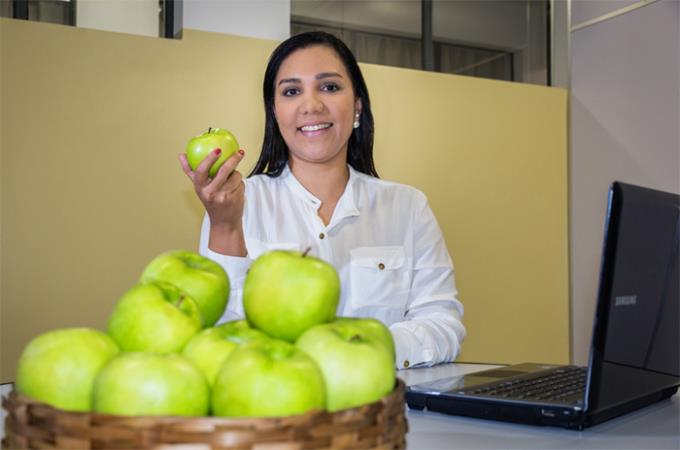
[406,181,680,430]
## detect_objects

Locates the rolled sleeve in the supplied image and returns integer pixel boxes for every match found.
[199,214,252,322]
[389,192,466,368]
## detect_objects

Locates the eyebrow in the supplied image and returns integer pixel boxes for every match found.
[278,72,344,86]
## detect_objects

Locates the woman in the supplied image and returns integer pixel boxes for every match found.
[179,31,465,369]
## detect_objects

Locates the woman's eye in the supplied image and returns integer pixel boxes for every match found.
[282,87,299,97]
[321,83,341,92]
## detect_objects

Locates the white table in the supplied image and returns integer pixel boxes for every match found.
[399,363,680,450]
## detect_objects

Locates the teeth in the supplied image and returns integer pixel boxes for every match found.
[301,123,331,132]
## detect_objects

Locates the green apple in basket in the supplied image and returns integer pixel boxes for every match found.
[243,250,340,342]
[212,338,326,417]
[186,127,240,177]
[140,250,230,326]
[107,281,202,353]
[16,328,119,412]
[92,352,209,416]
[296,318,396,411]
[181,319,269,386]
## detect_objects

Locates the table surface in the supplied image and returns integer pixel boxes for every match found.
[2,364,679,449]
[398,363,680,450]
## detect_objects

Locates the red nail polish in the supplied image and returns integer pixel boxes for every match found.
[238,149,245,156]
[213,148,222,155]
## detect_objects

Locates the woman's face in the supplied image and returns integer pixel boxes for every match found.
[274,45,361,168]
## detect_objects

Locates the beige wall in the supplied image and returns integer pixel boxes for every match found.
[0,18,568,382]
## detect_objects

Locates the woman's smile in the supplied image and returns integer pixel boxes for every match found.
[299,122,333,137]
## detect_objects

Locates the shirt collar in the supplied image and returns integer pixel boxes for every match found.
[282,163,361,226]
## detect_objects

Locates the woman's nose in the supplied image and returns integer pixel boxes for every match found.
[301,91,324,114]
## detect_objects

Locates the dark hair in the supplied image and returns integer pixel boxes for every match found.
[249,31,378,178]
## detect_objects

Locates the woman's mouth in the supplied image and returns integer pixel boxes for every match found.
[299,123,333,136]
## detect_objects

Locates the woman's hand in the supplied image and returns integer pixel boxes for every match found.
[179,148,248,256]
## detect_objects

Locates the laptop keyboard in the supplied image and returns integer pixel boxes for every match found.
[464,366,587,405]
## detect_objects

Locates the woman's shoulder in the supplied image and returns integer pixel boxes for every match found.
[352,170,427,203]
[244,171,284,188]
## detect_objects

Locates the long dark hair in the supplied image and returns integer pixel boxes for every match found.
[249,31,378,178]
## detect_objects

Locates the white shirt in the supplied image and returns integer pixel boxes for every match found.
[200,164,466,369]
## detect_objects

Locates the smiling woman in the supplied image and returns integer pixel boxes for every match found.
[179,31,466,370]
[273,47,360,171]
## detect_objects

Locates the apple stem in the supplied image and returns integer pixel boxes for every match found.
[349,334,363,343]
[176,295,185,308]
[302,247,312,257]
[208,127,212,133]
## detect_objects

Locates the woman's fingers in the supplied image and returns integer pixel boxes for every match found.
[209,150,245,191]
[178,153,194,180]
[219,149,246,178]
[224,170,244,193]
[193,148,223,186]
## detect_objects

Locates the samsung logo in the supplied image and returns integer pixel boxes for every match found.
[615,295,638,306]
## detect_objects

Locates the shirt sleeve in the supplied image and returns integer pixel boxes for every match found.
[199,214,252,323]
[389,192,466,370]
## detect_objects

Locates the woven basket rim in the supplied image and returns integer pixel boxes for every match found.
[3,378,405,422]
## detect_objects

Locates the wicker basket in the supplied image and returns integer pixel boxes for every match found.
[2,380,407,449]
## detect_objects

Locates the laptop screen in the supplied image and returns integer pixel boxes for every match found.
[587,182,680,414]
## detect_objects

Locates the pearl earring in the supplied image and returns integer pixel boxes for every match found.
[353,113,360,129]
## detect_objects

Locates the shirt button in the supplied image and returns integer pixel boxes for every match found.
[378,263,385,270]
[319,233,325,239]
[403,360,410,369]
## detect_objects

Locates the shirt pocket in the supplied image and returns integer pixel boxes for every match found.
[245,239,303,260]
[349,246,410,310]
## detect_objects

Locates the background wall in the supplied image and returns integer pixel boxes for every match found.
[569,0,680,365]
[0,18,568,382]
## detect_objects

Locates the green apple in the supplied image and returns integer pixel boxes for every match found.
[186,127,239,177]
[92,352,209,416]
[181,319,269,386]
[243,250,340,342]
[212,338,326,417]
[140,250,230,327]
[335,317,396,360]
[107,281,202,353]
[16,328,119,412]
[296,319,396,412]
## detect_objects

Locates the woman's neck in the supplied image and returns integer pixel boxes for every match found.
[289,157,349,203]
[289,157,349,226]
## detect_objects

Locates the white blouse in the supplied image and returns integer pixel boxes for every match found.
[200,164,466,369]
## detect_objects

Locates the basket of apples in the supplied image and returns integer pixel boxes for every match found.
[2,249,407,449]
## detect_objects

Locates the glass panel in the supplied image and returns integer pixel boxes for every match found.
[1,0,13,18]
[433,0,548,85]
[291,0,423,71]
[26,0,74,25]
[292,0,549,85]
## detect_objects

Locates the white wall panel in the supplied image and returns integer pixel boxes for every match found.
[570,0,679,364]
[184,0,290,41]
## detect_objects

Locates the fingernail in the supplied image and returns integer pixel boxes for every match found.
[238,149,245,156]
[213,148,222,155]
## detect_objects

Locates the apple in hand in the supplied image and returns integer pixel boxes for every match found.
[107,281,202,353]
[296,319,396,411]
[16,328,119,412]
[212,338,326,417]
[181,319,269,386]
[243,250,340,342]
[140,250,230,327]
[186,127,239,177]
[92,352,209,416]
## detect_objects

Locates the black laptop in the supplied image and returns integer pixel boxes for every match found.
[406,182,680,430]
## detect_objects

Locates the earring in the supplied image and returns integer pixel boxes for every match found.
[353,113,360,129]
